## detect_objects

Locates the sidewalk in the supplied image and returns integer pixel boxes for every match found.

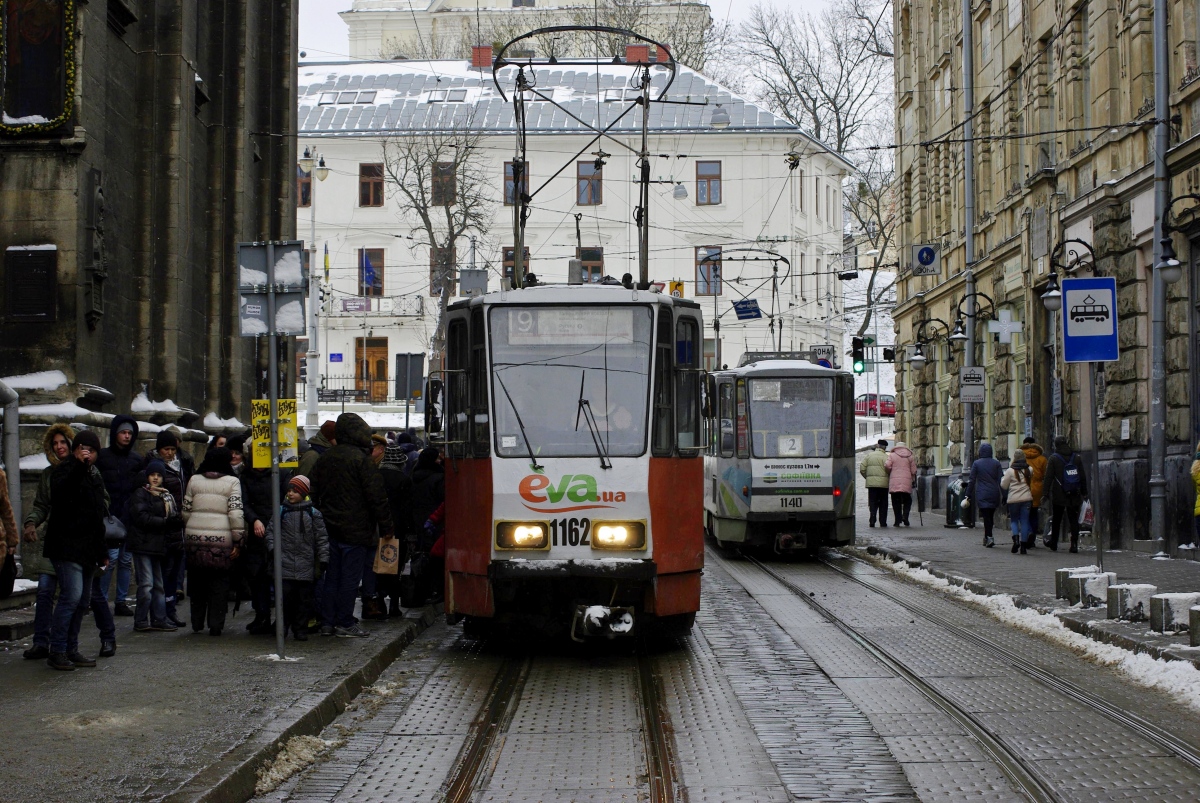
[0,602,437,803]
[851,492,1200,668]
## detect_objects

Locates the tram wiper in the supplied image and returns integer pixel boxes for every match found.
[494,373,542,471]
[575,370,612,470]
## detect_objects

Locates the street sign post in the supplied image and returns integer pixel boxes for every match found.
[911,244,940,276]
[252,398,299,469]
[811,344,836,368]
[238,240,307,661]
[960,366,986,404]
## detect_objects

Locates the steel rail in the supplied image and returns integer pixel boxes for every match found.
[736,552,1060,803]
[819,551,1200,773]
[441,655,531,803]
[636,648,682,803]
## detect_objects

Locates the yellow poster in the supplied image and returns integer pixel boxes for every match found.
[251,398,299,469]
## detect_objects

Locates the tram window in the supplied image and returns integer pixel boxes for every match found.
[446,318,469,449]
[652,312,674,456]
[735,379,749,458]
[749,378,832,458]
[675,317,701,453]
[470,308,490,456]
[718,381,734,458]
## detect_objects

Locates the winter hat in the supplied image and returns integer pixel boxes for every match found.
[416,446,441,471]
[319,420,337,441]
[289,475,311,496]
[156,430,180,450]
[72,430,102,453]
[226,434,247,455]
[1011,450,1028,470]
[146,459,167,478]
[396,431,413,445]
[197,446,234,476]
[116,420,136,435]
[382,444,407,466]
[371,433,387,448]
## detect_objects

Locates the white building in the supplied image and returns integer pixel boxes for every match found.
[295,53,851,409]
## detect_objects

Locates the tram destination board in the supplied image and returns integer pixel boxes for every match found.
[504,306,636,344]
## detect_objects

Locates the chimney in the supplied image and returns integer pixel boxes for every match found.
[655,44,670,63]
[471,45,493,69]
[625,44,650,64]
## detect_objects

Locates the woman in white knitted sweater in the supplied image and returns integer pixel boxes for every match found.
[182,447,243,635]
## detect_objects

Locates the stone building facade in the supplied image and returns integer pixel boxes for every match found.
[892,0,1200,551]
[0,0,298,419]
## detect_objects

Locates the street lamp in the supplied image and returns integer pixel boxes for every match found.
[909,317,952,370]
[949,318,967,342]
[1041,273,1062,311]
[709,103,731,129]
[1155,237,1182,285]
[672,182,688,200]
[909,343,927,371]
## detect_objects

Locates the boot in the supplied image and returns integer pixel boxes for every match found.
[1011,537,1019,554]
[248,619,276,635]
[361,596,387,621]
[388,597,402,617]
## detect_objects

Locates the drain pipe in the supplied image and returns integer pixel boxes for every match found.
[0,380,21,559]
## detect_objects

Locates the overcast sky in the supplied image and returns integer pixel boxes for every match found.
[298,0,824,61]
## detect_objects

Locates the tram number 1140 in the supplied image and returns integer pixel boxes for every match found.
[550,517,591,546]
[780,497,803,508]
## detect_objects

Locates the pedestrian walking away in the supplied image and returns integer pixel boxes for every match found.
[860,439,890,527]
[1020,437,1048,544]
[127,460,185,631]
[309,413,394,638]
[270,475,330,641]
[1001,450,1034,554]
[410,447,446,605]
[969,442,1004,548]
[182,447,244,636]
[884,441,917,527]
[358,434,391,622]
[378,442,415,616]
[96,415,142,616]
[1042,435,1088,553]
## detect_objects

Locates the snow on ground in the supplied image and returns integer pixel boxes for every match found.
[204,412,246,430]
[864,552,1200,714]
[254,735,341,795]
[0,370,68,391]
[19,454,49,471]
[131,392,182,413]
[14,579,37,592]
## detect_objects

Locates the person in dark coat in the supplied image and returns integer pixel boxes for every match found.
[378,443,414,616]
[239,440,292,633]
[143,430,193,626]
[43,431,110,670]
[1041,435,1088,553]
[968,442,1004,548]
[270,475,330,640]
[297,420,336,478]
[309,413,393,637]
[127,459,184,631]
[96,415,142,616]
[410,447,446,604]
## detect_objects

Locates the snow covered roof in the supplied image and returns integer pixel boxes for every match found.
[297,59,837,154]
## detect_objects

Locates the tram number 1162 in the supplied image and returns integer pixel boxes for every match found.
[550,517,591,546]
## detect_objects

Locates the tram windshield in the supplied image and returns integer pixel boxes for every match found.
[748,378,833,458]
[489,305,653,458]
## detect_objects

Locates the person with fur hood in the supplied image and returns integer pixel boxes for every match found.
[182,447,244,636]
[884,442,917,527]
[1020,437,1049,542]
[22,425,118,662]
[269,475,330,641]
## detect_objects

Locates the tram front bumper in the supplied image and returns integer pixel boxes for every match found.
[488,558,657,581]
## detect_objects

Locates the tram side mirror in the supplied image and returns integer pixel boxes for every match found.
[425,379,444,436]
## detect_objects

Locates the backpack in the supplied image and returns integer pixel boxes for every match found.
[1060,453,1082,495]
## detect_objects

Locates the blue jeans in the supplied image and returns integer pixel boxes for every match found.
[1008,502,1032,545]
[321,540,369,628]
[133,553,167,626]
[34,571,116,648]
[49,561,91,654]
[163,548,184,620]
[101,543,133,603]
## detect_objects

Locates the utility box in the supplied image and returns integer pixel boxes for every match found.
[567,259,585,285]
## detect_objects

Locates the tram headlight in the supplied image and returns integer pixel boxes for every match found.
[591,521,647,550]
[496,522,549,550]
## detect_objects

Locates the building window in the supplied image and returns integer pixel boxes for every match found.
[502,246,530,283]
[577,247,603,282]
[696,161,721,205]
[432,162,456,206]
[359,163,384,207]
[797,169,805,211]
[577,161,602,205]
[814,178,820,218]
[297,165,311,208]
[504,161,529,205]
[1,1,74,134]
[430,246,456,296]
[358,248,384,296]
[696,246,722,295]
[513,0,535,6]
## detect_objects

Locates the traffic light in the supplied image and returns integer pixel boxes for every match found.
[882,347,895,361]
[851,337,866,374]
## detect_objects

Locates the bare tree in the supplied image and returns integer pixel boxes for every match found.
[846,0,894,59]
[843,140,899,338]
[381,119,493,354]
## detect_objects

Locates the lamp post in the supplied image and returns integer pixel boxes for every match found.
[300,147,328,437]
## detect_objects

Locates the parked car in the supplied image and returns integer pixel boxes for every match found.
[854,393,895,417]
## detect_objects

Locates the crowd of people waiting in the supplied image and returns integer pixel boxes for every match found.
[15,412,445,671]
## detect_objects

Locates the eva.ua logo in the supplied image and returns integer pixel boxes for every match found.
[518,473,627,513]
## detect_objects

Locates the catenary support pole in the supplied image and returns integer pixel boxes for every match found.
[306,175,320,438]
[961,0,976,480]
[0,380,21,559]
[267,243,287,659]
[1148,0,1170,556]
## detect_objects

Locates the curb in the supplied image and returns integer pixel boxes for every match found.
[162,606,441,803]
[851,544,1200,671]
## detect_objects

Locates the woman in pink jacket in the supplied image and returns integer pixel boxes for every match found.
[885,442,917,527]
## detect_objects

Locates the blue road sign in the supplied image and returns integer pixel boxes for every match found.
[329,353,343,363]
[817,358,833,369]
[732,299,763,320]
[1062,276,1118,362]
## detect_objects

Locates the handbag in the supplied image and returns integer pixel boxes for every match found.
[1078,499,1095,529]
[0,553,17,598]
[373,535,401,575]
[103,515,127,544]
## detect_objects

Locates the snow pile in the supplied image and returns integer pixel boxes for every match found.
[204,412,246,430]
[254,735,341,795]
[0,370,68,391]
[21,402,94,418]
[610,611,634,633]
[254,653,304,662]
[14,579,37,592]
[274,249,305,285]
[275,299,306,333]
[876,556,1200,713]
[2,113,49,125]
[4,244,56,251]
[19,454,50,471]
[131,392,182,413]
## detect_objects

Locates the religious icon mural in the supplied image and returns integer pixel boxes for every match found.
[0,0,75,134]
